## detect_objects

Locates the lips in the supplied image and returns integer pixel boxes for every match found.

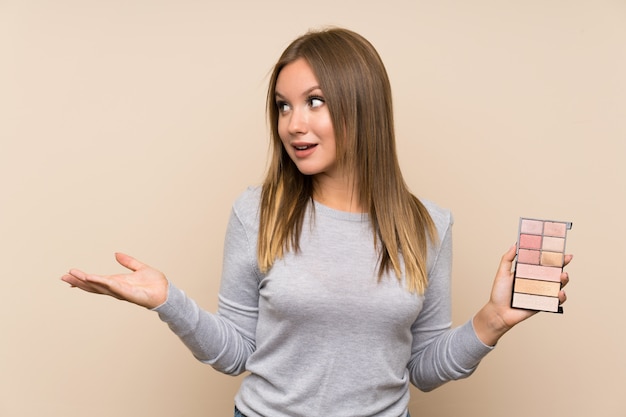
[292,143,317,158]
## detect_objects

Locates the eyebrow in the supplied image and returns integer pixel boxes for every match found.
[274,85,323,100]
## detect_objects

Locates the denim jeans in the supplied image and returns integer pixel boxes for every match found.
[234,406,410,417]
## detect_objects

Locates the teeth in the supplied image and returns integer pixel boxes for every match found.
[295,145,309,150]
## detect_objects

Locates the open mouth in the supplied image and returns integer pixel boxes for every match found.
[294,144,317,150]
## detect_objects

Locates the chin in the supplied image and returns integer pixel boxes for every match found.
[296,169,321,176]
[293,164,322,176]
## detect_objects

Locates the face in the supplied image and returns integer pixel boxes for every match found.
[274,58,338,179]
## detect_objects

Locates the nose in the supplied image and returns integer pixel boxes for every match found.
[287,107,308,135]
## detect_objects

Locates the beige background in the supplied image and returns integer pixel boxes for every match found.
[1,1,624,416]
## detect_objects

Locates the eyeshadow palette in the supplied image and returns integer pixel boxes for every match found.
[512,217,572,313]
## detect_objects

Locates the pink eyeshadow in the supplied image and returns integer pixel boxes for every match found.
[515,263,562,282]
[520,219,544,235]
[542,236,565,252]
[512,293,560,313]
[519,234,542,249]
[543,221,567,237]
[517,249,540,264]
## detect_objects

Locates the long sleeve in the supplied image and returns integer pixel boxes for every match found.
[407,207,493,391]
[151,188,495,416]
[152,191,262,375]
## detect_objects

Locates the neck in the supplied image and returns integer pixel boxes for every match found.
[312,174,363,213]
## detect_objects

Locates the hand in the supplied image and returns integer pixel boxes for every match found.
[473,245,573,346]
[61,253,169,309]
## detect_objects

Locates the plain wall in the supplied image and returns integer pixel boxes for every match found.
[1,1,624,416]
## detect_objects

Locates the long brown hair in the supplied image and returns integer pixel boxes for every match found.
[258,27,437,293]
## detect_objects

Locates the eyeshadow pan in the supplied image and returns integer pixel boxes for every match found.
[512,217,572,313]
[542,236,565,252]
[540,251,564,267]
[543,221,567,237]
[514,278,561,298]
[517,249,540,265]
[515,263,562,282]
[520,219,544,235]
[512,293,561,313]
[519,234,542,250]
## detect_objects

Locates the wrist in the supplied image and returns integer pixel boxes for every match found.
[473,303,511,346]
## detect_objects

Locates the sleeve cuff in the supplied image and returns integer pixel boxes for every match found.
[455,319,495,367]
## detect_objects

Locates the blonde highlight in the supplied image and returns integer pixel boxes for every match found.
[259,28,437,293]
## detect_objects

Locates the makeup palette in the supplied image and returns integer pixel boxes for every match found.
[512,217,572,313]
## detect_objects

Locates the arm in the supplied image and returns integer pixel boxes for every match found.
[152,205,261,374]
[61,194,262,375]
[407,216,572,391]
[407,217,493,391]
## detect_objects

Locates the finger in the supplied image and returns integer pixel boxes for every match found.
[82,272,112,286]
[63,269,108,288]
[61,273,81,287]
[114,252,145,272]
[558,289,567,304]
[63,270,102,290]
[61,273,112,296]
[563,254,573,267]
[67,268,88,280]
[560,271,570,289]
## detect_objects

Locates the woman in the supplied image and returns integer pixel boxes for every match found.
[62,28,571,417]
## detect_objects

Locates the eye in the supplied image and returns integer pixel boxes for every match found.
[276,101,290,113]
[308,96,325,109]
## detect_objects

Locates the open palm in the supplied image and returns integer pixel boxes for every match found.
[61,253,168,309]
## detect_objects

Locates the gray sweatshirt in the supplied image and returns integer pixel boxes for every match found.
[154,187,493,417]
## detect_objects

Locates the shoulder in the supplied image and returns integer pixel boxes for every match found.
[418,198,454,274]
[419,198,453,238]
[233,185,261,209]
[231,185,262,226]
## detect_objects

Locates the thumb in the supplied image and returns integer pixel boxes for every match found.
[497,244,517,277]
[114,252,146,272]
